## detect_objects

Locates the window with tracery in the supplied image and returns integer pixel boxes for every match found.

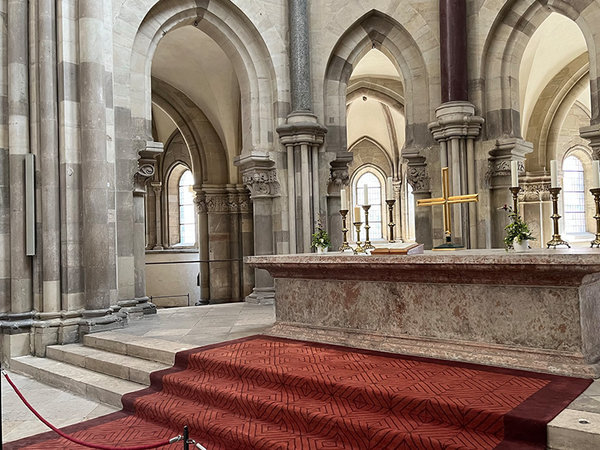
[563,155,586,234]
[178,170,196,245]
[354,171,383,239]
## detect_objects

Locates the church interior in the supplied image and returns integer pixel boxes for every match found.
[3,0,600,448]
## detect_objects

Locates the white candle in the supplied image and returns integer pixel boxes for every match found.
[363,184,369,205]
[354,206,361,221]
[593,161,600,189]
[550,160,558,188]
[387,177,394,200]
[340,189,347,209]
[510,161,519,187]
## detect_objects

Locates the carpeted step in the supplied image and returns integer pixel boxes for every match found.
[125,373,503,449]
[162,350,538,439]
[46,343,169,385]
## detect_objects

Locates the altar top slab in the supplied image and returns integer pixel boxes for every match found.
[246,248,600,286]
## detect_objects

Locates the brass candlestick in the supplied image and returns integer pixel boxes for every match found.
[546,187,570,249]
[339,209,352,252]
[362,205,375,250]
[386,199,396,243]
[353,222,366,254]
[591,188,600,248]
[509,186,521,214]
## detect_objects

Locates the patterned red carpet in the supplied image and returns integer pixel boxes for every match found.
[7,336,592,449]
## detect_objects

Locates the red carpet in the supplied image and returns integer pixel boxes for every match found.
[7,336,592,449]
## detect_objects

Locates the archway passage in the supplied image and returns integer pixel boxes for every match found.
[144,24,254,306]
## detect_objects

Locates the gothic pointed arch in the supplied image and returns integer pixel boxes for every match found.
[323,10,434,158]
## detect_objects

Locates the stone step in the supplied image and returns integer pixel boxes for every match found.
[10,355,143,409]
[46,344,170,386]
[82,331,194,365]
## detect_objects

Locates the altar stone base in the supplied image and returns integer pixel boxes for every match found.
[247,249,600,377]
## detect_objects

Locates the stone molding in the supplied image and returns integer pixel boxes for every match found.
[329,159,350,187]
[519,174,552,202]
[194,190,252,214]
[404,155,430,193]
[277,113,327,147]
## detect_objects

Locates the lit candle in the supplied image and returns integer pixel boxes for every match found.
[550,160,558,188]
[340,189,347,209]
[510,161,519,187]
[363,184,369,205]
[354,206,361,222]
[387,177,394,200]
[593,161,600,189]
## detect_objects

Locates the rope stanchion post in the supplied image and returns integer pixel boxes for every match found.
[183,425,189,450]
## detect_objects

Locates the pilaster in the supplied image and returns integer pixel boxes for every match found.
[404,155,433,249]
[581,124,600,160]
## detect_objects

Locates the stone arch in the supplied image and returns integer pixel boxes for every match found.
[525,53,589,170]
[152,78,228,185]
[346,79,405,112]
[323,10,433,157]
[348,136,394,177]
[480,0,600,139]
[113,0,278,153]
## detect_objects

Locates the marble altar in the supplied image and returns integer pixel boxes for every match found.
[246,249,600,377]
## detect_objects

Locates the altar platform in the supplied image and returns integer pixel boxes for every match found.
[247,248,600,378]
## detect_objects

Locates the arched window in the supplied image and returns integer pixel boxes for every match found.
[178,170,196,245]
[563,155,586,234]
[354,171,383,239]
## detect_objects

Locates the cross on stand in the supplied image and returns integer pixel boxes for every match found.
[417,167,478,250]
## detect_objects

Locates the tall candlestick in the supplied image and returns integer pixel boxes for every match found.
[340,188,347,209]
[386,177,394,200]
[354,206,361,221]
[510,161,519,187]
[550,160,558,188]
[363,184,369,205]
[593,161,600,189]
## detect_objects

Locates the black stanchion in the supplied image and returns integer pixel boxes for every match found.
[183,425,189,450]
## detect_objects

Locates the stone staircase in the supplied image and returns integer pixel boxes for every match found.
[9,332,195,408]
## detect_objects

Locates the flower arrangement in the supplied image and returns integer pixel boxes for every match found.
[311,215,331,250]
[501,205,535,250]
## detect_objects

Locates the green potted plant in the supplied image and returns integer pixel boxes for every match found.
[502,205,535,251]
[312,215,331,253]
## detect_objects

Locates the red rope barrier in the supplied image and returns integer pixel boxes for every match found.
[2,370,180,450]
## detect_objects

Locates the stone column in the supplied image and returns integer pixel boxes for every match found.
[151,182,163,250]
[406,156,433,249]
[8,0,32,316]
[439,0,468,103]
[124,142,162,316]
[38,0,60,314]
[327,160,350,250]
[57,0,84,316]
[487,138,533,247]
[204,186,232,304]
[289,0,311,113]
[78,0,119,333]
[429,103,484,247]
[0,0,10,316]
[238,188,254,298]
[194,188,210,304]
[237,153,280,304]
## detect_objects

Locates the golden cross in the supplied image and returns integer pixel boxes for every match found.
[417,167,478,239]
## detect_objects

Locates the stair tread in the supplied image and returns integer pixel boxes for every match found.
[11,355,144,408]
[47,343,169,373]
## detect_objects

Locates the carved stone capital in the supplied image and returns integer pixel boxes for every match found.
[277,113,327,146]
[519,173,552,202]
[235,152,281,199]
[405,156,430,194]
[193,190,207,214]
[134,141,164,194]
[329,159,350,187]
[486,138,533,187]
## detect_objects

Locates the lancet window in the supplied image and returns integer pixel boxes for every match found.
[562,155,586,234]
[353,170,384,240]
[178,170,196,245]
